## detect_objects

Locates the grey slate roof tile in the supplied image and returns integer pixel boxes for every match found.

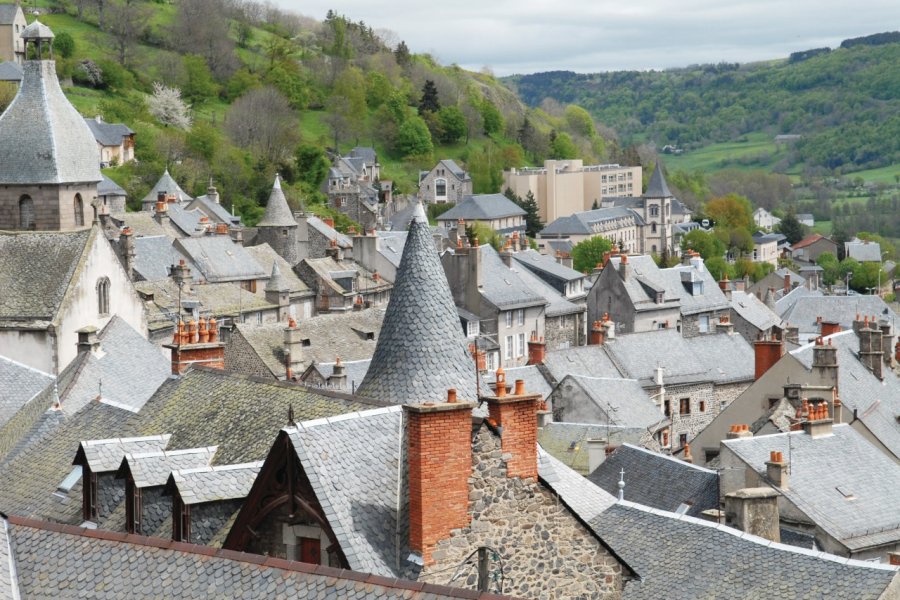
[0,4,20,24]
[558,374,665,430]
[511,248,584,282]
[538,422,658,474]
[778,294,898,340]
[175,236,267,282]
[723,423,900,551]
[537,445,616,522]
[257,175,296,227]
[357,204,478,404]
[539,206,642,236]
[141,169,192,205]
[83,116,133,146]
[121,446,217,488]
[0,356,53,428]
[436,194,525,222]
[659,263,731,315]
[132,235,191,281]
[97,173,126,196]
[79,434,171,472]
[644,163,672,197]
[588,444,717,517]
[506,258,582,317]
[731,290,782,330]
[245,244,311,294]
[477,245,547,309]
[0,60,22,82]
[0,58,101,184]
[591,502,898,599]
[168,461,263,504]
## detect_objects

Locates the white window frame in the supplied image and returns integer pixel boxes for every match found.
[516,308,525,326]
[505,311,513,328]
[517,333,525,358]
[506,335,514,361]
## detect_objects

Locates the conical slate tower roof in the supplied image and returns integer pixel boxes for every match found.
[265,261,289,292]
[645,162,672,198]
[141,169,192,205]
[0,23,100,185]
[356,203,478,404]
[257,174,296,227]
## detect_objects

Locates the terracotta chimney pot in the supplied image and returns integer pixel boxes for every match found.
[514,379,526,396]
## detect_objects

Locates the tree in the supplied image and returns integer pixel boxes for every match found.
[326,66,367,145]
[680,229,726,259]
[419,80,440,114]
[564,104,595,138]
[147,82,192,129]
[394,116,433,158]
[437,106,466,144]
[705,194,753,231]
[778,209,805,244]
[572,236,613,273]
[705,256,735,282]
[180,55,218,104]
[817,252,840,285]
[394,40,410,66]
[54,32,75,59]
[105,0,149,66]
[186,121,220,162]
[480,99,503,135]
[225,86,299,162]
[550,131,578,159]
[170,0,237,79]
[504,188,542,238]
[295,144,330,189]
[592,199,599,210]
[465,221,502,251]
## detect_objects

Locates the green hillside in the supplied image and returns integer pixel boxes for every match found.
[505,35,900,179]
[9,0,612,227]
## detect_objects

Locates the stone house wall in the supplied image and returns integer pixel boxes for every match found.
[731,310,763,344]
[544,312,583,350]
[224,329,277,379]
[681,309,728,338]
[0,183,98,231]
[419,166,470,204]
[420,426,623,599]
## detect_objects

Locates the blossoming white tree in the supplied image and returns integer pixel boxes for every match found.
[147,82,192,129]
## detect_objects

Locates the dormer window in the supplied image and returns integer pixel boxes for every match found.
[656,292,664,304]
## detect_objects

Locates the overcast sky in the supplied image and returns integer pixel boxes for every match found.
[283,1,900,75]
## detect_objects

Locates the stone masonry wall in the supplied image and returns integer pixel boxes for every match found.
[666,382,717,448]
[681,310,728,338]
[420,427,623,599]
[545,314,580,350]
[224,329,278,379]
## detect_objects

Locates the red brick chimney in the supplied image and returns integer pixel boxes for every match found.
[468,343,486,371]
[527,334,546,365]
[404,390,475,565]
[164,318,225,375]
[485,371,541,479]
[820,319,841,338]
[590,320,605,345]
[753,333,784,380]
[323,217,335,229]
[783,272,791,295]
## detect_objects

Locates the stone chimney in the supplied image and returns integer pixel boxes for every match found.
[765,451,788,489]
[527,334,546,365]
[118,226,135,280]
[724,487,781,542]
[154,192,169,224]
[586,438,608,474]
[811,337,838,392]
[170,259,192,293]
[719,275,731,300]
[726,424,753,440]
[803,400,833,438]
[858,323,884,380]
[485,371,541,479]
[283,318,305,379]
[76,326,101,355]
[716,315,734,335]
[618,254,630,280]
[405,390,475,565]
[164,318,224,375]
[784,323,799,345]
[820,319,841,338]
[783,272,791,295]
[499,238,514,267]
[324,238,343,261]
[207,181,219,204]
[328,357,347,389]
[763,288,776,311]
[879,321,893,366]
[753,334,784,380]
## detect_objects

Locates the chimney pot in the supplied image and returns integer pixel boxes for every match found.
[514,379,526,396]
[447,388,457,403]
[495,367,506,397]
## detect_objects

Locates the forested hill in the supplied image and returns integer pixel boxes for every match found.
[504,33,900,174]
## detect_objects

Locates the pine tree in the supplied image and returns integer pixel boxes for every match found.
[394,41,410,66]
[419,80,440,114]
[521,191,542,238]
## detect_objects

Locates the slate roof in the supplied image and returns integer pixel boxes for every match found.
[357,204,478,404]
[543,345,623,381]
[131,368,377,465]
[504,365,553,400]
[507,258,582,317]
[723,423,900,552]
[604,329,756,386]
[304,359,371,391]
[307,215,353,248]
[536,445,616,523]
[257,175,296,227]
[791,330,900,461]
[0,57,100,184]
[233,309,385,378]
[845,239,883,262]
[777,294,898,340]
[606,255,683,313]
[175,236,267,282]
[644,163,671,197]
[132,235,191,281]
[0,515,506,600]
[477,245,547,310]
[512,248,584,282]
[591,502,899,600]
[58,315,171,415]
[141,169,192,205]
[164,202,207,237]
[83,116,133,146]
[0,4,21,24]
[301,255,390,297]
[108,210,170,238]
[119,447,217,488]
[439,158,468,179]
[187,194,241,225]
[97,173,126,196]
[135,278,275,326]
[0,356,53,429]
[559,374,665,430]
[731,290,782,330]
[436,194,525,222]
[538,422,658,474]
[539,206,641,236]
[21,20,54,39]
[0,229,92,323]
[660,263,731,315]
[78,434,172,473]
[588,444,717,517]
[245,245,310,295]
[350,146,377,164]
[0,60,22,81]
[167,462,262,505]
[264,261,289,292]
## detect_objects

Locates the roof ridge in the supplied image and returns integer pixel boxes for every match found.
[171,461,264,476]
[617,443,718,473]
[82,433,171,447]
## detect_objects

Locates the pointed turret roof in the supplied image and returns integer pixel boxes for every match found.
[265,261,289,293]
[0,22,100,186]
[257,174,296,228]
[645,163,672,198]
[356,203,478,404]
[141,169,192,205]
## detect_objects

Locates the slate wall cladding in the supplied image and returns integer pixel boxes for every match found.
[421,427,622,599]
[224,329,277,380]
[139,486,170,536]
[98,472,125,520]
[191,499,242,546]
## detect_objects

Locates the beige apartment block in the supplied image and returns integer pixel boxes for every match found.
[503,160,641,223]
[0,4,26,64]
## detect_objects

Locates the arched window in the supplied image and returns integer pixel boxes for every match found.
[18,195,34,230]
[435,178,447,199]
[649,204,659,217]
[97,277,110,316]
[74,194,85,227]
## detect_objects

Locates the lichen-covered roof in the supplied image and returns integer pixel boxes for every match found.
[356,204,478,403]
[0,229,92,323]
[175,236,267,282]
[436,193,526,222]
[120,446,217,488]
[167,462,262,505]
[98,174,126,197]
[257,174,296,227]
[0,59,100,184]
[78,434,171,473]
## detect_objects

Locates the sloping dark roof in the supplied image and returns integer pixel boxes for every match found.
[644,163,671,198]
[0,60,22,81]
[257,175,296,228]
[559,375,665,430]
[244,245,310,295]
[588,444,717,517]
[0,356,53,429]
[140,169,192,205]
[97,174,126,196]
[175,236,267,282]
[1,515,506,599]
[778,294,898,340]
[512,249,584,283]
[731,290,781,331]
[439,159,468,179]
[0,58,100,184]
[0,4,21,24]
[478,245,547,309]
[436,194,525,222]
[0,228,92,322]
[83,117,133,146]
[356,204,478,403]
[539,206,641,236]
[132,235,191,281]
[592,502,898,600]
[350,146,377,164]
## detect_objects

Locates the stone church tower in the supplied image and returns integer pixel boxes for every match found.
[0,21,101,231]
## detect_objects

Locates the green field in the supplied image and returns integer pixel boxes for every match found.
[663,133,785,173]
[845,164,900,184]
